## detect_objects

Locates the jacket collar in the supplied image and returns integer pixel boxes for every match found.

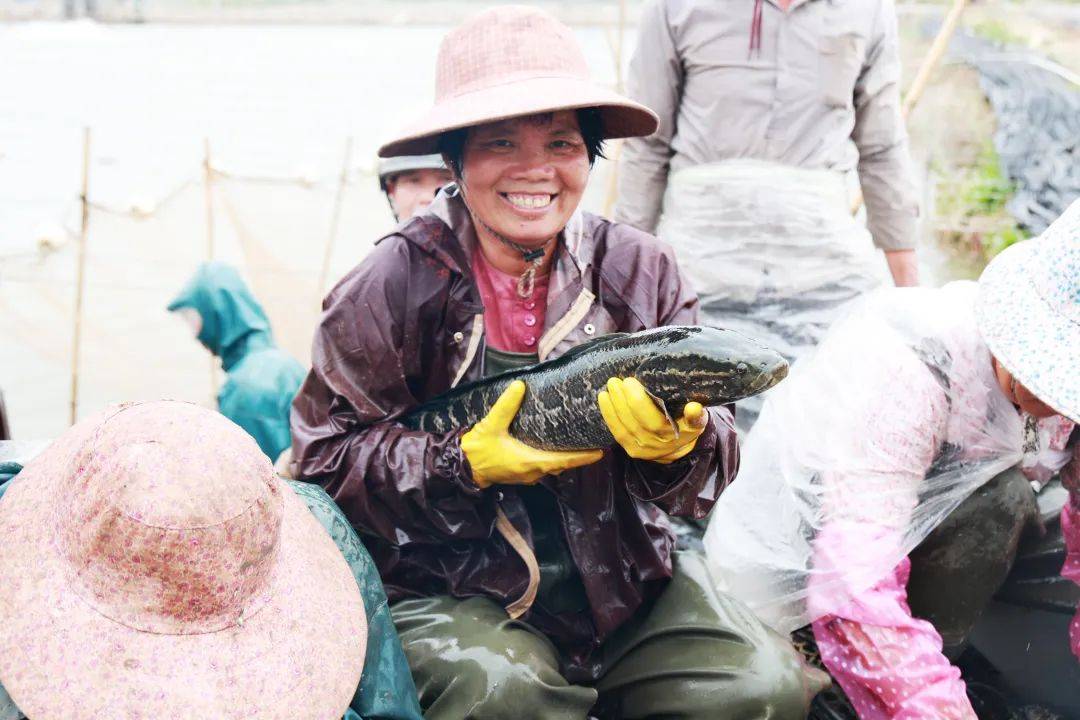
[404,185,597,292]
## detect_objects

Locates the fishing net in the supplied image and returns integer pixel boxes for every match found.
[0,22,625,442]
[0,136,389,440]
[702,281,1068,634]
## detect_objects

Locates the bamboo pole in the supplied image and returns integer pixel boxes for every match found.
[901,0,969,121]
[203,137,219,400]
[851,0,968,214]
[69,127,91,426]
[317,136,353,300]
[203,137,215,260]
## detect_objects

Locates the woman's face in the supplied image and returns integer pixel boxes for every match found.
[174,307,202,338]
[458,110,590,248]
[993,356,1058,418]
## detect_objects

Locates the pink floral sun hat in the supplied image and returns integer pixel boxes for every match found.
[0,401,367,719]
[977,199,1080,424]
[377,5,659,158]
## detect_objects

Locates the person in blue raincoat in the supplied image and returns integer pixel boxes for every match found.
[168,262,305,462]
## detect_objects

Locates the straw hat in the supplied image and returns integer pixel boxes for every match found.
[378,5,659,158]
[977,199,1080,424]
[0,401,366,719]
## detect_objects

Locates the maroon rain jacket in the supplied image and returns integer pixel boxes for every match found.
[291,188,740,680]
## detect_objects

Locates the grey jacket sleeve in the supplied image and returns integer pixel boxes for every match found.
[853,0,919,252]
[614,0,684,234]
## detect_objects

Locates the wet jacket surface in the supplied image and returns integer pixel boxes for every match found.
[291,189,740,681]
[168,262,306,460]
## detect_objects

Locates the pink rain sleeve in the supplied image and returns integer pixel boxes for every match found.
[810,357,977,720]
[1062,443,1080,661]
[812,556,976,719]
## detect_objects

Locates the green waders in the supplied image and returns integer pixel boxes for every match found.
[906,467,1040,656]
[392,551,828,720]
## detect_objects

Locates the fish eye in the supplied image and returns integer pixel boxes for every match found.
[737,362,748,374]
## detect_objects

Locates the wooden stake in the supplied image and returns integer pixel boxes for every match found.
[851,0,968,214]
[317,136,353,300]
[203,137,215,260]
[203,137,219,400]
[901,0,969,121]
[70,127,91,426]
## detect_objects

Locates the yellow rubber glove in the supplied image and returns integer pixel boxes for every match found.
[462,380,604,489]
[597,377,708,464]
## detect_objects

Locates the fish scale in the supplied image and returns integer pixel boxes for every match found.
[402,326,788,451]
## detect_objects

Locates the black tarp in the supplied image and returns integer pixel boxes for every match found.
[953,34,1080,235]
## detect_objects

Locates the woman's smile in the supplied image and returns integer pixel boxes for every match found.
[499,191,558,213]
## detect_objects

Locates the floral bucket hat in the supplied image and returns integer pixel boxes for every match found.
[977,199,1080,424]
[0,401,367,719]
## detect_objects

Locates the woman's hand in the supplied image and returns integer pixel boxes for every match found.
[461,380,603,488]
[598,377,708,464]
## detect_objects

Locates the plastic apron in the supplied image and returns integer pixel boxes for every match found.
[657,159,887,432]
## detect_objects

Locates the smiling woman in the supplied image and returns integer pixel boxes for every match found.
[289,5,823,720]
[440,111,593,289]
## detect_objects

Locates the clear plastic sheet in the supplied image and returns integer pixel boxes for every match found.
[656,160,886,430]
[703,282,1028,633]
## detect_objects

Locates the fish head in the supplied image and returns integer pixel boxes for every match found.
[633,326,789,405]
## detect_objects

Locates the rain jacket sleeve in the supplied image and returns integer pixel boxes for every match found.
[291,239,494,546]
[616,248,738,518]
[1061,438,1080,660]
[219,357,305,463]
[852,0,919,252]
[580,218,737,517]
[623,417,736,519]
[0,481,16,720]
[0,479,33,717]
[287,480,423,720]
[808,348,977,720]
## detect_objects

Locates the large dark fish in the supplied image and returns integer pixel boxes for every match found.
[402,326,788,451]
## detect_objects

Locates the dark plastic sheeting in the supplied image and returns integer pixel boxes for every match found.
[953,34,1080,235]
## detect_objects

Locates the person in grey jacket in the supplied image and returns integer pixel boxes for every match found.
[616,0,921,430]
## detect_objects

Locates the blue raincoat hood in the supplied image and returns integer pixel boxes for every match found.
[168,262,306,461]
[167,262,274,371]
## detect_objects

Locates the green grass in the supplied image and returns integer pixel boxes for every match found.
[971,18,1031,48]
[935,140,1028,257]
